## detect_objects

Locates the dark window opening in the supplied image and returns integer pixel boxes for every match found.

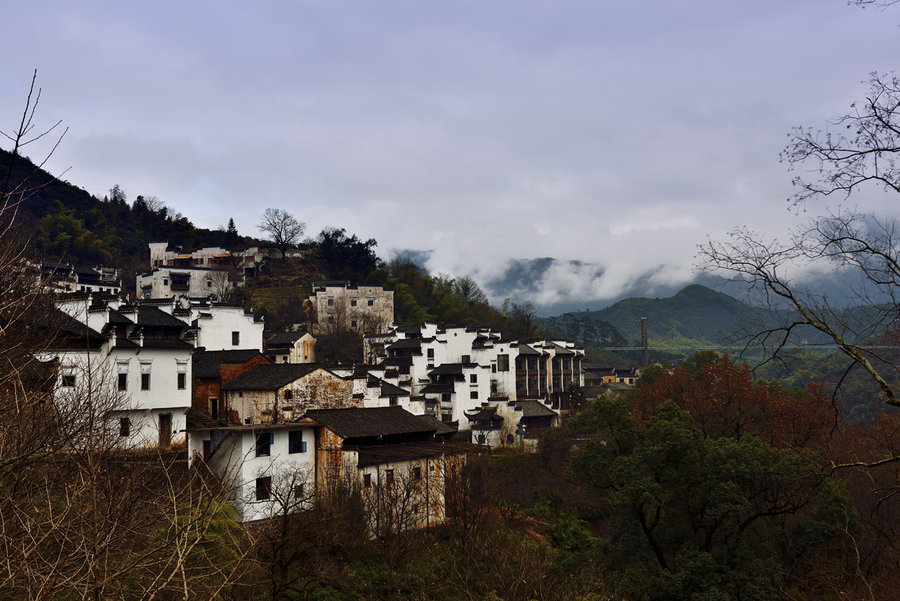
[363,473,372,488]
[177,373,186,390]
[61,374,76,387]
[256,477,272,501]
[385,469,394,485]
[412,466,421,480]
[232,331,240,346]
[256,432,273,457]
[119,417,131,437]
[288,430,307,454]
[141,373,151,391]
[118,373,127,391]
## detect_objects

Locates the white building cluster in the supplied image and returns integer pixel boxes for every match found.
[44,256,584,523]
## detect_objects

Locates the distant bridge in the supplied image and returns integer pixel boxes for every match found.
[601,344,900,352]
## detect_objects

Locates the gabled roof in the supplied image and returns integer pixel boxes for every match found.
[387,338,422,350]
[548,342,575,355]
[512,400,558,418]
[304,406,435,439]
[107,308,134,325]
[417,414,458,436]
[223,363,324,390]
[420,383,454,394]
[356,440,469,467]
[428,363,465,376]
[193,349,267,379]
[465,405,504,424]
[136,306,187,328]
[515,343,543,355]
[378,380,410,398]
[266,331,306,346]
[47,309,107,350]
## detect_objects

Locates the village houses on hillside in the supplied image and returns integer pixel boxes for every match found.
[42,245,589,522]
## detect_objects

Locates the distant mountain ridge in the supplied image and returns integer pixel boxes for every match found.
[540,284,768,349]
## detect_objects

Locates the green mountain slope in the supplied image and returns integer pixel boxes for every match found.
[542,284,771,349]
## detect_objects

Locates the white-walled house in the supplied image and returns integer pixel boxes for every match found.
[366,324,584,416]
[188,303,265,352]
[264,330,317,364]
[136,266,236,301]
[187,420,317,522]
[48,298,194,448]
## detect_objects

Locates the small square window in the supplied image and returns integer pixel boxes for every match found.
[141,373,151,391]
[61,374,76,387]
[351,298,357,306]
[470,391,478,400]
[389,397,398,407]
[294,483,305,499]
[461,355,470,364]
[412,466,421,480]
[177,373,186,390]
[118,373,127,391]
[367,298,374,306]
[470,374,477,383]
[256,477,272,501]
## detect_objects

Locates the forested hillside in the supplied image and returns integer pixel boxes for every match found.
[1,149,247,271]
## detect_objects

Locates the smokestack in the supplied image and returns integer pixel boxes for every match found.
[640,317,648,366]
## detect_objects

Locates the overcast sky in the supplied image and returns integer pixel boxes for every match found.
[3,1,899,309]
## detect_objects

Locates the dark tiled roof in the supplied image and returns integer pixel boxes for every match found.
[378,380,410,398]
[304,406,435,439]
[417,414,458,436]
[420,383,453,394]
[387,338,422,350]
[141,339,193,350]
[107,309,134,325]
[465,406,504,424]
[47,309,107,350]
[515,344,542,356]
[193,349,266,379]
[512,400,558,418]
[428,363,464,376]
[357,440,470,467]
[137,306,188,328]
[223,364,323,390]
[549,342,574,355]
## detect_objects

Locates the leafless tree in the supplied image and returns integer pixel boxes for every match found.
[703,72,900,411]
[0,73,250,600]
[258,208,305,259]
